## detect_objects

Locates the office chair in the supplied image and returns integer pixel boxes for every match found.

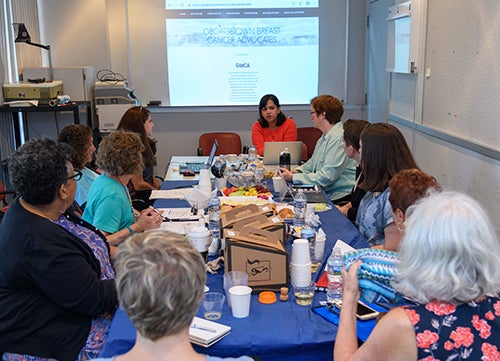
[198,132,242,156]
[297,127,322,160]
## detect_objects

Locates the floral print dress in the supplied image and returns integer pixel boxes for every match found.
[404,297,500,361]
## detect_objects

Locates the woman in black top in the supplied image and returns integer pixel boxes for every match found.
[0,138,117,361]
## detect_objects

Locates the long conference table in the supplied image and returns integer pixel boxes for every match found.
[99,159,369,361]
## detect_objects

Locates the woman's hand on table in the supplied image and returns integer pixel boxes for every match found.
[135,207,164,231]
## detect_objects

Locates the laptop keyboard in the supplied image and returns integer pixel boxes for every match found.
[180,162,209,174]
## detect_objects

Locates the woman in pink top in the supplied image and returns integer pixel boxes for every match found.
[251,94,297,155]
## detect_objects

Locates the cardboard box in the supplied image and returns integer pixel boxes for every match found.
[221,203,276,229]
[232,214,286,244]
[224,227,288,292]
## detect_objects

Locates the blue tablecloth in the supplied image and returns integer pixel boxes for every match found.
[100,180,369,361]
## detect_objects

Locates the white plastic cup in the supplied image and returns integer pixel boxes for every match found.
[229,285,252,318]
[291,239,311,264]
[272,176,286,193]
[198,169,212,193]
[290,262,312,286]
[223,271,249,307]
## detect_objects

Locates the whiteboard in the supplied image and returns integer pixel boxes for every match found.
[422,1,500,150]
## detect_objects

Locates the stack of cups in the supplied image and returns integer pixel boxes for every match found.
[290,238,312,286]
[198,169,212,194]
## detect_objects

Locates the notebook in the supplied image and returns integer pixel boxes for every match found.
[189,316,231,347]
[263,141,303,165]
[180,140,218,174]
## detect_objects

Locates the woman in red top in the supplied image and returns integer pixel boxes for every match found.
[251,94,297,155]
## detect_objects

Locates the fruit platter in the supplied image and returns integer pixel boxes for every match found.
[221,185,272,198]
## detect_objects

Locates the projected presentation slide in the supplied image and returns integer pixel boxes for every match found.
[165,1,319,106]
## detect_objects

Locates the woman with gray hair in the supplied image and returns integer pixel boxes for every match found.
[334,191,500,360]
[90,231,254,361]
[0,137,117,361]
[82,131,163,251]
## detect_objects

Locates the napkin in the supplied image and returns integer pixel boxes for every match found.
[185,187,215,210]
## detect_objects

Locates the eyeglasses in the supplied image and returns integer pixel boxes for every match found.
[309,111,317,115]
[68,169,82,181]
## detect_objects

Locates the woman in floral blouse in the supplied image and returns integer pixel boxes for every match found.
[334,191,500,361]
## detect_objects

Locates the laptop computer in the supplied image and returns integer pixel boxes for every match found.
[263,141,303,165]
[179,139,218,174]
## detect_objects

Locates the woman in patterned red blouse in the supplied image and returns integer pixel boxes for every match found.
[334,191,500,361]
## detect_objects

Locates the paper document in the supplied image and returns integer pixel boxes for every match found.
[150,189,192,199]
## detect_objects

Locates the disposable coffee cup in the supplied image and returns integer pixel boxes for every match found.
[223,271,249,307]
[188,227,211,262]
[229,285,252,318]
[291,239,311,264]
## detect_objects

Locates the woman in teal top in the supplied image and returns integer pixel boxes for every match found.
[82,131,163,254]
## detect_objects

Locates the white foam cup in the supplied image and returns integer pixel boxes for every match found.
[229,285,252,318]
[290,262,312,286]
[291,239,311,264]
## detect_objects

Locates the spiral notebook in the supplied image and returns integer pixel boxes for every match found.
[189,316,231,347]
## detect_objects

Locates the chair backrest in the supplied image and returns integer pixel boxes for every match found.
[198,132,242,156]
[297,127,322,160]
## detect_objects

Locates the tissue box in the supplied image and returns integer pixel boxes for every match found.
[224,227,288,292]
[232,214,286,244]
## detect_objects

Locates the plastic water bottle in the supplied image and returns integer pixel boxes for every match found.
[247,146,258,162]
[301,224,319,272]
[293,189,307,228]
[207,193,221,256]
[279,147,291,170]
[326,247,343,302]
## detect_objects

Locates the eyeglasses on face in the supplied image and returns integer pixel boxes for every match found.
[68,169,83,181]
[310,111,317,115]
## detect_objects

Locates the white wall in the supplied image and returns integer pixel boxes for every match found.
[387,0,500,233]
[35,0,367,173]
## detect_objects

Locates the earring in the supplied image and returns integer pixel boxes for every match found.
[395,221,405,232]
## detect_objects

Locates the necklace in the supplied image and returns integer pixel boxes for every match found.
[108,174,138,221]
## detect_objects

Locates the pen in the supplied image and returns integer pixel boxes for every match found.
[149,207,167,221]
[190,324,217,333]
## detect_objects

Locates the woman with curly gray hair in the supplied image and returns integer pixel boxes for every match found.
[82,131,163,249]
[90,231,254,361]
[334,191,500,361]
[0,137,117,361]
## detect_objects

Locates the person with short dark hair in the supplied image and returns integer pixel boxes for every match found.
[251,94,297,156]
[0,137,117,361]
[337,119,369,221]
[335,191,500,360]
[280,95,356,203]
[90,231,254,361]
